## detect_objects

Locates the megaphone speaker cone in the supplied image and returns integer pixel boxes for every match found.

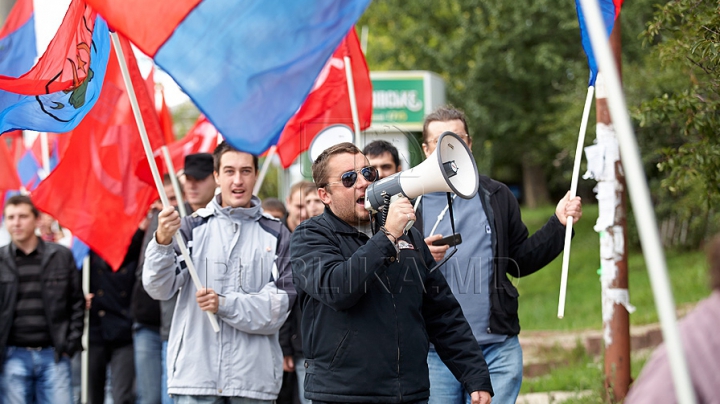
[364,131,479,212]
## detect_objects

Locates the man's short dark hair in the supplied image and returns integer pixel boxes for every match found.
[261,197,287,216]
[4,194,40,218]
[362,140,400,168]
[312,142,362,188]
[212,141,259,172]
[422,105,470,143]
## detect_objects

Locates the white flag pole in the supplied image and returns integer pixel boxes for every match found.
[39,132,50,178]
[253,145,276,196]
[80,255,90,404]
[110,32,219,332]
[160,146,187,218]
[578,0,695,402]
[344,56,363,148]
[558,86,594,319]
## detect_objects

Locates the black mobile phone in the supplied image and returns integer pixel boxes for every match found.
[431,233,462,247]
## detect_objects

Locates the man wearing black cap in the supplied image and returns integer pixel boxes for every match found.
[182,153,217,212]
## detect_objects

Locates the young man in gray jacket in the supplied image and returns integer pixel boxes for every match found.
[143,142,296,403]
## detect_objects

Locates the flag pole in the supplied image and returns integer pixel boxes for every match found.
[578,0,695,402]
[39,132,50,178]
[253,145,276,196]
[110,32,219,332]
[558,85,594,319]
[344,56,363,147]
[160,146,187,218]
[81,255,90,404]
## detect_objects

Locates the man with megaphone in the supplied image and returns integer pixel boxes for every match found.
[290,143,493,404]
[417,106,583,404]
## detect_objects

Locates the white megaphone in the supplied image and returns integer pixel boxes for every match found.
[364,131,479,230]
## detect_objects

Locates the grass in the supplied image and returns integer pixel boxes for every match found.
[515,203,710,331]
[521,342,602,394]
[520,342,653,398]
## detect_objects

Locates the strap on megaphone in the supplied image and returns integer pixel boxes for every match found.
[428,192,459,273]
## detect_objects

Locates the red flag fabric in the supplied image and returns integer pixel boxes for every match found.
[275,28,372,168]
[85,0,201,57]
[0,138,21,191]
[157,87,175,145]
[128,48,167,185]
[0,0,98,95]
[32,36,161,270]
[166,114,218,172]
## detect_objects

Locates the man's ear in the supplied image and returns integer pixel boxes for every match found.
[422,143,431,158]
[318,187,332,205]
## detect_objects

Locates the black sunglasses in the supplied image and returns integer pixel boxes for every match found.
[326,166,378,188]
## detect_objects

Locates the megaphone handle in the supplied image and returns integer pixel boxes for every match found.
[403,220,415,234]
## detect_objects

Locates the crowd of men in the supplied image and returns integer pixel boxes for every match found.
[0,106,593,404]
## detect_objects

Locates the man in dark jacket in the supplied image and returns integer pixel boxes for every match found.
[131,174,179,404]
[290,143,493,404]
[87,228,144,404]
[418,106,583,404]
[0,195,84,403]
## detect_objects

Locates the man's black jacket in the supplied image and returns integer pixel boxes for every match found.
[418,174,569,336]
[290,208,493,403]
[0,239,84,365]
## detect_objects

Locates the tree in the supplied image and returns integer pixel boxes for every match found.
[630,0,720,247]
[360,0,585,206]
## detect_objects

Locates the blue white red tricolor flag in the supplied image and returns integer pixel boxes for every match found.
[575,0,623,86]
[86,0,371,155]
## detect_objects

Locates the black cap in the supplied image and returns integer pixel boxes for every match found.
[184,153,213,179]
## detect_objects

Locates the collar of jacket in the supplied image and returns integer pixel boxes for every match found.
[478,173,501,195]
[9,235,45,259]
[200,194,263,223]
[319,206,374,236]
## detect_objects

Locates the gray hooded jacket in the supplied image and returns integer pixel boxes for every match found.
[143,195,295,399]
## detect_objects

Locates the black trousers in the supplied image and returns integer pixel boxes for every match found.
[88,342,135,404]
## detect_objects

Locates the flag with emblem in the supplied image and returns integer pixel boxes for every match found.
[0,0,110,135]
[32,35,161,270]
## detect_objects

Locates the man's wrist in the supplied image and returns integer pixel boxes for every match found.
[379,226,398,244]
[155,231,172,245]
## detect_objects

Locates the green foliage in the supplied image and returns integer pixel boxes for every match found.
[257,160,280,200]
[630,0,720,247]
[359,0,585,185]
[171,102,200,140]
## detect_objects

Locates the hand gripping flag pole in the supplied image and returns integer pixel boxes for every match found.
[110,32,219,333]
[160,145,188,218]
[578,0,694,402]
[557,86,594,319]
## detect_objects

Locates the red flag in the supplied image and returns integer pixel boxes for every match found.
[275,28,372,168]
[31,36,161,270]
[157,87,176,145]
[165,114,218,172]
[0,0,98,95]
[0,138,21,191]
